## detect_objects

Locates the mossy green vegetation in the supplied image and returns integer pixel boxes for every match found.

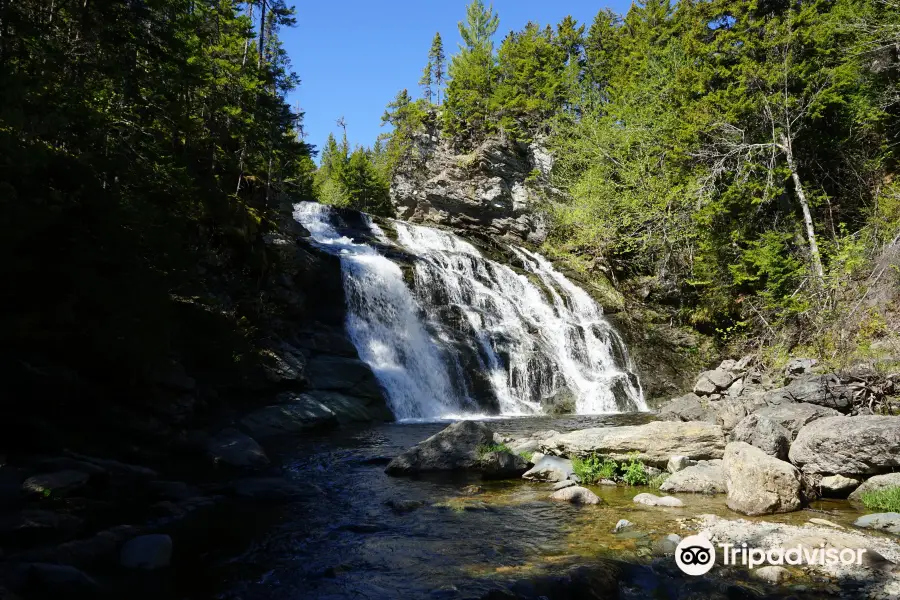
[477,443,512,458]
[572,452,663,487]
[859,487,900,512]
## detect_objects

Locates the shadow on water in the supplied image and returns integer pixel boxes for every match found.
[171,415,879,600]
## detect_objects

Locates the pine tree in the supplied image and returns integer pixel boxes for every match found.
[419,59,434,102]
[429,32,447,104]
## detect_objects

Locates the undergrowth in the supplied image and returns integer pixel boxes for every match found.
[859,487,900,512]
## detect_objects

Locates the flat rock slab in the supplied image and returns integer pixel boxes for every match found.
[853,513,900,535]
[659,464,725,494]
[549,486,601,505]
[540,421,725,468]
[724,441,801,516]
[753,402,841,439]
[789,416,900,475]
[633,493,684,507]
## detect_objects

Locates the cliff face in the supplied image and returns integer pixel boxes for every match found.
[390,126,554,244]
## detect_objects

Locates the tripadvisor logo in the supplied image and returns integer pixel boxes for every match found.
[674,535,868,576]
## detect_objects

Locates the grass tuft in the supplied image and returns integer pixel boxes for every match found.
[860,487,900,512]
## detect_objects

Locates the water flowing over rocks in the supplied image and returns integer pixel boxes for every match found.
[539,421,726,468]
[723,442,802,515]
[788,416,900,475]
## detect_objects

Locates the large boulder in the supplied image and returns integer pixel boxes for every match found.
[765,374,857,412]
[549,486,601,505]
[240,397,338,437]
[206,428,269,469]
[729,414,791,460]
[817,474,860,498]
[479,451,529,479]
[385,421,494,475]
[848,472,900,503]
[659,464,725,494]
[693,369,737,396]
[632,493,684,507]
[522,455,574,482]
[753,402,841,439]
[723,441,802,515]
[540,421,725,468]
[788,416,900,475]
[657,393,717,423]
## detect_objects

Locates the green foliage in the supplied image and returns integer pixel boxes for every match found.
[621,453,649,486]
[648,472,670,489]
[477,442,512,457]
[312,132,392,216]
[572,453,618,484]
[859,487,900,512]
[519,450,534,463]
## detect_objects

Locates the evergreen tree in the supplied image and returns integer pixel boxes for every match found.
[429,32,447,104]
[419,59,434,102]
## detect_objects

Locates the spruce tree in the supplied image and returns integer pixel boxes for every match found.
[429,32,447,104]
[419,59,434,102]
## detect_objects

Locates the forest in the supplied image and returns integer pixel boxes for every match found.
[323,0,900,361]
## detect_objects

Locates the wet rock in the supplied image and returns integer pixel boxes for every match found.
[15,524,138,568]
[809,517,844,529]
[540,421,726,468]
[522,456,574,483]
[552,480,576,491]
[849,472,900,503]
[385,421,495,475]
[479,451,529,479]
[541,387,576,415]
[651,533,681,556]
[385,499,425,513]
[613,519,634,533]
[207,428,269,468]
[34,457,107,479]
[723,442,801,515]
[659,464,725,494]
[632,493,684,507]
[753,565,790,584]
[753,403,841,439]
[120,534,172,569]
[461,485,483,495]
[22,470,89,496]
[658,393,717,423]
[789,416,900,475]
[261,342,306,384]
[549,485,601,505]
[304,390,393,423]
[240,398,338,437]
[667,455,696,473]
[818,475,860,498]
[853,513,900,535]
[729,414,790,460]
[64,453,158,479]
[230,477,311,503]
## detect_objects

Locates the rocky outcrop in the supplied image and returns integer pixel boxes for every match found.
[385,421,495,475]
[723,441,802,515]
[729,414,791,460]
[540,421,726,468]
[390,130,552,243]
[788,415,900,475]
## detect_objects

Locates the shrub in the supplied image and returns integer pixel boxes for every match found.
[519,450,534,463]
[572,453,618,484]
[477,443,511,457]
[621,453,649,486]
[859,487,900,512]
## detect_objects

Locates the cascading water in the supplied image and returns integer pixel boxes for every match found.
[294,202,646,419]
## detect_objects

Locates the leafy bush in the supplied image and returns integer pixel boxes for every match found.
[572,453,618,484]
[859,487,900,512]
[477,443,511,457]
[621,453,649,486]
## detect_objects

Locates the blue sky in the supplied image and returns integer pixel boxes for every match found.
[282,1,632,157]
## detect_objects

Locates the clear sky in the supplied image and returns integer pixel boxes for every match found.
[282,1,632,157]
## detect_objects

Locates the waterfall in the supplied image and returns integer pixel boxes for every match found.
[294,202,646,419]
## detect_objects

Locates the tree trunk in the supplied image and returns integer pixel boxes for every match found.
[781,134,825,284]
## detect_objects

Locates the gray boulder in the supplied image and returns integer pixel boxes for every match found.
[848,472,900,503]
[667,455,696,473]
[479,451,529,479]
[549,485,601,505]
[206,428,269,468]
[694,369,737,395]
[853,513,900,535]
[753,402,841,439]
[120,534,173,570]
[614,519,634,532]
[22,470,89,497]
[818,475,860,498]
[717,391,769,432]
[540,421,726,468]
[723,441,802,515]
[729,414,790,460]
[385,421,494,475]
[658,393,717,423]
[766,373,857,412]
[659,464,725,495]
[240,397,338,437]
[522,455,574,482]
[788,416,900,475]
[552,480,576,491]
[784,358,818,381]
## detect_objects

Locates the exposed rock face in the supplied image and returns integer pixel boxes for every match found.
[848,472,900,503]
[753,403,841,439]
[549,485,601,505]
[788,416,900,475]
[540,421,726,468]
[385,421,495,475]
[723,441,802,515]
[764,373,857,412]
[391,132,551,243]
[659,464,725,495]
[240,397,338,437]
[729,414,791,460]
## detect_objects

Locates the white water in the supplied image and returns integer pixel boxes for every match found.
[294,202,646,419]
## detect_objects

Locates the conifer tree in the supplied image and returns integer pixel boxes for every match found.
[429,32,447,104]
[419,59,434,102]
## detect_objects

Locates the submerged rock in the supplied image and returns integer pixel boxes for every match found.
[522,455,574,483]
[385,421,495,475]
[788,416,900,475]
[549,485,601,505]
[723,441,801,515]
[540,421,726,468]
[632,493,684,507]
